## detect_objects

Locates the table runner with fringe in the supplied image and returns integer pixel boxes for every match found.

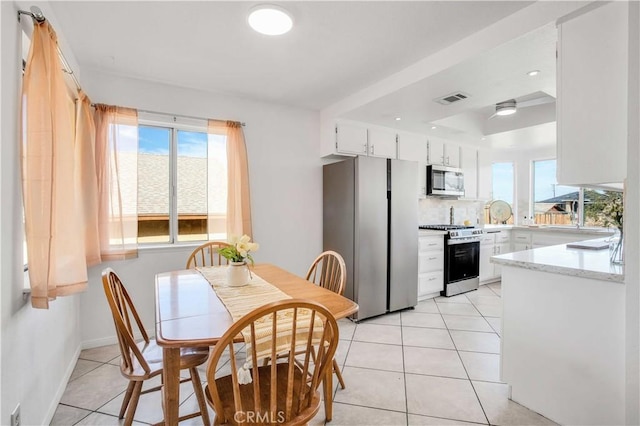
[197,266,324,366]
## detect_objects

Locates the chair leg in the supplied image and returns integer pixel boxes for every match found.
[124,381,143,426]
[119,381,136,419]
[333,359,346,389]
[190,367,211,426]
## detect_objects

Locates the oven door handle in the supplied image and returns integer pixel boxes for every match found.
[447,238,481,245]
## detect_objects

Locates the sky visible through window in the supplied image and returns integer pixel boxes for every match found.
[492,162,514,204]
[533,160,576,202]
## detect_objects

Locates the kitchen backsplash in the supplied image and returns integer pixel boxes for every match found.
[419,198,487,226]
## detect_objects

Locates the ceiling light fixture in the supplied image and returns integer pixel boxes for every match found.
[248,5,293,36]
[495,99,517,116]
[527,70,541,77]
[395,117,401,121]
[431,126,436,130]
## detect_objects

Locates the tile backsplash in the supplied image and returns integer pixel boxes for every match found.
[419,198,487,226]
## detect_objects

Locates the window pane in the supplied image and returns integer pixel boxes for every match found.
[138,126,170,243]
[492,162,514,205]
[176,131,227,242]
[533,159,579,225]
[584,190,623,228]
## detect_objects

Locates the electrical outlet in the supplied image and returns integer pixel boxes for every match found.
[11,404,20,426]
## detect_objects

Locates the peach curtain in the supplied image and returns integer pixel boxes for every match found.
[208,120,252,238]
[21,22,88,308]
[94,105,139,260]
[75,92,101,266]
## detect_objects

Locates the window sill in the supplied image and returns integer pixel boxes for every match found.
[137,242,204,254]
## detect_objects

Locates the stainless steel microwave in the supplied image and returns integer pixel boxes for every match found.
[426,164,465,197]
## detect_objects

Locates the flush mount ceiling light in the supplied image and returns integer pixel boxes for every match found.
[395,117,401,121]
[431,125,437,130]
[248,5,293,35]
[527,70,541,77]
[494,99,517,116]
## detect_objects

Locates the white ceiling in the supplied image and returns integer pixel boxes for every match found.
[48,1,533,111]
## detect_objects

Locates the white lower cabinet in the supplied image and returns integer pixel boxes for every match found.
[480,230,511,283]
[418,234,444,300]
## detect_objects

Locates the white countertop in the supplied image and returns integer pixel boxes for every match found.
[418,229,447,236]
[491,238,624,282]
[483,224,616,235]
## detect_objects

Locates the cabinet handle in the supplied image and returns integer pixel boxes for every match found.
[428,256,437,260]
[427,243,438,246]
[364,143,367,153]
[428,277,437,281]
[446,156,450,164]
[371,144,375,155]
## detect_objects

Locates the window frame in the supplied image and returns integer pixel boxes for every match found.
[138,115,227,246]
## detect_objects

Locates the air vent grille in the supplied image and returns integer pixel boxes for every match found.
[435,92,470,105]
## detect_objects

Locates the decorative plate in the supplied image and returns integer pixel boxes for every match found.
[489,200,512,223]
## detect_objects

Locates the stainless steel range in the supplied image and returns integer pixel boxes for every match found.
[419,225,483,297]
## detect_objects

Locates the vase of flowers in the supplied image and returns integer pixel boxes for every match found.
[219,235,259,286]
[600,194,624,264]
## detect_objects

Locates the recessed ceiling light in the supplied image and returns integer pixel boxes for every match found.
[481,137,486,141]
[248,5,293,36]
[395,117,401,121]
[527,70,541,77]
[431,126,436,130]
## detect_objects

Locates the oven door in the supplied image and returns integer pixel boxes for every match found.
[445,240,480,283]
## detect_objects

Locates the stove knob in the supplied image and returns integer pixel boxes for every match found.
[450,231,457,237]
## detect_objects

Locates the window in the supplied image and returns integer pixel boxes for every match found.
[137,121,227,244]
[488,162,515,224]
[532,159,623,228]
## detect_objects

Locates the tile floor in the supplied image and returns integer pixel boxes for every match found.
[52,282,557,425]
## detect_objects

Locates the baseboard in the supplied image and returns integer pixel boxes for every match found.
[43,344,81,425]
[81,328,155,350]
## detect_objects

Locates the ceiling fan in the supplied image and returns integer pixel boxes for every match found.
[489,94,555,119]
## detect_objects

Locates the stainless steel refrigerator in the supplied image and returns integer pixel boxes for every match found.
[323,156,418,321]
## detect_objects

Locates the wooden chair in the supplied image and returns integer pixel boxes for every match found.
[186,241,230,269]
[102,268,211,426]
[204,299,339,426]
[305,250,347,389]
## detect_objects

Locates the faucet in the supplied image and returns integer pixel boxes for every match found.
[449,206,454,225]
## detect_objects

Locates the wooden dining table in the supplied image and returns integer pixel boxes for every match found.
[155,263,359,425]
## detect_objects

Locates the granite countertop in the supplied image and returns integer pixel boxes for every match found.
[491,238,624,282]
[483,224,616,235]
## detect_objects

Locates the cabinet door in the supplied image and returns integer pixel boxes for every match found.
[513,243,530,252]
[460,146,478,199]
[419,271,444,297]
[479,244,495,282]
[368,127,397,159]
[495,242,511,255]
[557,2,627,185]
[445,143,460,168]
[399,132,428,197]
[336,122,368,155]
[419,251,444,273]
[427,138,445,165]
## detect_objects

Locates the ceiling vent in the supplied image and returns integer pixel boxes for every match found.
[435,92,470,105]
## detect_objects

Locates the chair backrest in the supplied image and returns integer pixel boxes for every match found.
[186,241,230,269]
[305,250,346,296]
[102,268,151,376]
[206,299,339,425]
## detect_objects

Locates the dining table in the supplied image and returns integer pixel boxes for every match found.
[155,263,359,426]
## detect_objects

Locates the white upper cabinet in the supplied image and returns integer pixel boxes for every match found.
[398,131,428,197]
[368,127,397,159]
[335,121,368,156]
[460,146,478,199]
[556,2,628,186]
[427,137,460,167]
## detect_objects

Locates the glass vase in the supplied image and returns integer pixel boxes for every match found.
[610,232,624,265]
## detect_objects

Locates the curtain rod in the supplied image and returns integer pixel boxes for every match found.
[92,105,246,127]
[18,8,246,128]
[18,8,82,90]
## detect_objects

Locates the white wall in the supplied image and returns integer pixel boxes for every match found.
[0,2,82,425]
[80,70,322,347]
[491,145,556,224]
